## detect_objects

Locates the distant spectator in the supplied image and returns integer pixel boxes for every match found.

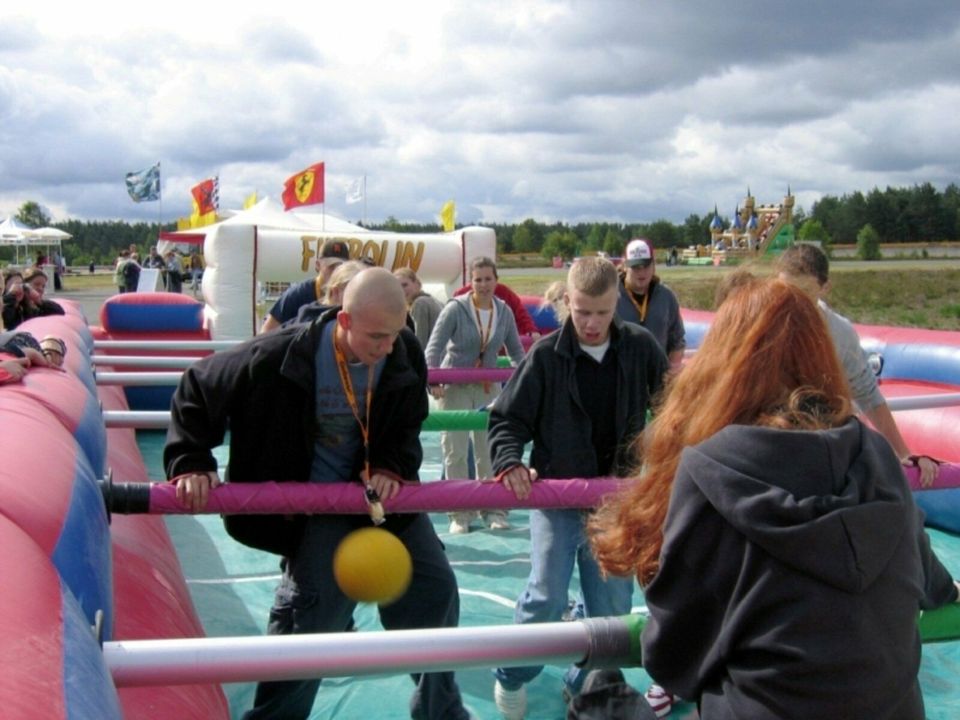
[53,251,63,290]
[145,246,167,287]
[2,270,27,329]
[123,253,142,293]
[22,268,65,319]
[114,250,130,293]
[3,269,64,329]
[394,267,443,349]
[165,251,183,294]
[189,252,204,297]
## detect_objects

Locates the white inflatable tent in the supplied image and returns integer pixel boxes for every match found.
[193,199,496,340]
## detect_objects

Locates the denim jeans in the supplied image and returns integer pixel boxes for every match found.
[439,382,507,528]
[243,513,469,720]
[494,508,635,694]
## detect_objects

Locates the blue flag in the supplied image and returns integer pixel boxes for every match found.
[125,163,161,202]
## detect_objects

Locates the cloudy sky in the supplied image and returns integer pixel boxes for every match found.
[0,1,958,227]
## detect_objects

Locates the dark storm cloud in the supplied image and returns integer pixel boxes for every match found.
[1,3,958,224]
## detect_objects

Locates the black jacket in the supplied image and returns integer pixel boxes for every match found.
[164,309,429,556]
[642,418,957,720]
[2,292,64,330]
[488,316,667,480]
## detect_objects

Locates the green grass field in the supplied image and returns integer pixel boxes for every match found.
[503,261,960,330]
[60,262,960,330]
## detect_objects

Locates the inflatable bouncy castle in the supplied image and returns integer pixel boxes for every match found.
[167,198,496,340]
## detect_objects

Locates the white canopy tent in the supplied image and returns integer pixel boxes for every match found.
[0,218,71,280]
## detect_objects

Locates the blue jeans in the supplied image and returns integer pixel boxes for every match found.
[494,508,634,694]
[243,514,468,720]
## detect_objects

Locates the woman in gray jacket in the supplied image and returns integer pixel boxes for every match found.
[425,256,525,534]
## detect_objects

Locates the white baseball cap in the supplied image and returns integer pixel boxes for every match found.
[624,238,654,267]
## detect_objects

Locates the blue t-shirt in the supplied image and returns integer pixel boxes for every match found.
[311,322,385,483]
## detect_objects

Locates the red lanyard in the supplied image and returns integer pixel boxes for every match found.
[333,336,384,524]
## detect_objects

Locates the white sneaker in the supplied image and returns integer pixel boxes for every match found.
[449,518,471,534]
[486,513,511,530]
[494,680,527,720]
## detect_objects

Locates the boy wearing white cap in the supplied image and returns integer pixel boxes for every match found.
[616,238,685,369]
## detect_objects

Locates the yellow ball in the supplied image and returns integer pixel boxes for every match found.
[333,527,413,604]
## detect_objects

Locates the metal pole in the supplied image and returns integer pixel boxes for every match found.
[103,409,490,431]
[887,393,960,411]
[91,355,199,369]
[97,372,183,387]
[94,340,240,351]
[95,367,516,386]
[105,411,171,429]
[104,616,639,688]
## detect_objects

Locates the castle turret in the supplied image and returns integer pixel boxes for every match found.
[782,186,795,223]
[710,205,724,244]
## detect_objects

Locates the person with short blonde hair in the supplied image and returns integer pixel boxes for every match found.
[489,256,667,716]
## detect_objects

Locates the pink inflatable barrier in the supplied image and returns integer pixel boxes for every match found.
[0,299,229,719]
[0,515,121,719]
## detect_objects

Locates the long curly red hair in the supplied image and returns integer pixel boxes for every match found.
[589,277,853,584]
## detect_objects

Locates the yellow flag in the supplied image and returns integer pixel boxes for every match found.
[176,217,192,231]
[190,201,217,228]
[440,200,455,232]
[243,191,258,209]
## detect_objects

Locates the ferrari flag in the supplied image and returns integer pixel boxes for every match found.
[282,162,325,210]
[191,177,219,216]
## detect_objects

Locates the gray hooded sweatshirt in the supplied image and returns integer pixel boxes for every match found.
[642,417,956,720]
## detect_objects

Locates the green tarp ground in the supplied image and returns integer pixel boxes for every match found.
[137,431,960,720]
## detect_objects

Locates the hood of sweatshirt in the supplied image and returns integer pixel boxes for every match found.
[679,418,910,594]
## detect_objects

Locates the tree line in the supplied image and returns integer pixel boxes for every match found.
[4,182,958,267]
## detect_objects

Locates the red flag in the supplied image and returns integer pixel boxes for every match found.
[282,162,325,210]
[191,177,219,215]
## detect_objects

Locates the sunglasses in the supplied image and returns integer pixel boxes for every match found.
[628,260,653,269]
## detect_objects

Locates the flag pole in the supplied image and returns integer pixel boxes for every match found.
[157,160,163,239]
